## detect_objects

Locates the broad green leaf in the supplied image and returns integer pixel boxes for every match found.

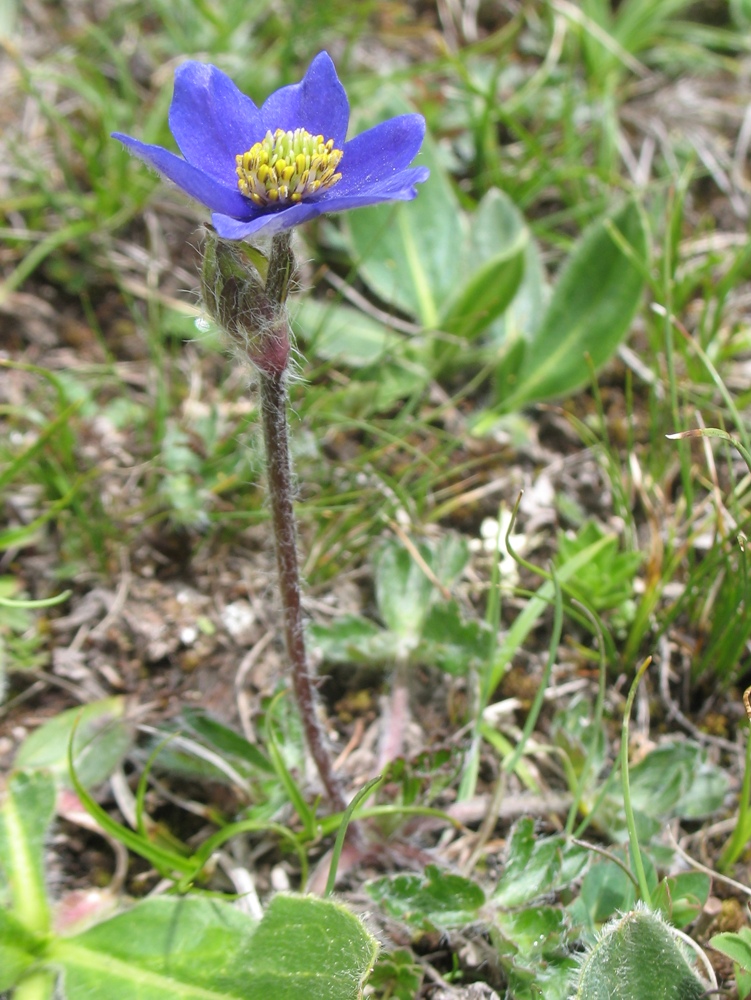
[416,600,490,675]
[428,531,470,586]
[367,865,485,931]
[551,697,608,781]
[437,189,528,343]
[372,534,469,646]
[345,116,462,327]
[292,298,401,367]
[244,894,378,998]
[488,234,547,347]
[52,896,257,999]
[715,927,751,1000]
[499,198,648,410]
[569,859,636,933]
[494,906,567,958]
[14,697,132,790]
[652,872,710,928]
[308,614,401,666]
[0,769,55,935]
[52,894,378,1000]
[467,188,527,280]
[572,907,705,1000]
[711,928,751,972]
[367,949,422,1000]
[629,742,728,819]
[494,819,587,908]
[506,957,579,1000]
[0,908,42,989]
[373,539,435,643]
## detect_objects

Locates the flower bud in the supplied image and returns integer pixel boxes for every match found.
[200,230,290,375]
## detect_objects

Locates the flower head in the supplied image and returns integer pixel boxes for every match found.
[113,52,429,240]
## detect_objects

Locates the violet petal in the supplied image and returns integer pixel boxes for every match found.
[168,62,265,186]
[113,133,251,217]
[260,52,349,148]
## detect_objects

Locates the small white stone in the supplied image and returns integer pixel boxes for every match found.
[221,600,256,642]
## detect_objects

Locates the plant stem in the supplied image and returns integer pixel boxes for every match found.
[621,656,652,907]
[206,229,346,812]
[258,365,346,813]
[13,971,55,1000]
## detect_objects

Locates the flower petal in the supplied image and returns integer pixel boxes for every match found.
[168,62,265,185]
[313,166,430,211]
[113,133,251,218]
[212,202,323,239]
[332,115,427,197]
[260,52,349,147]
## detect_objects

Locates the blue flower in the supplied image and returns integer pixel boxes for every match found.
[113,52,429,240]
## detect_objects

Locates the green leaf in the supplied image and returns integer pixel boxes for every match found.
[493,818,587,908]
[652,872,710,928]
[628,742,728,819]
[307,614,401,666]
[0,908,43,990]
[52,896,256,999]
[500,932,580,1000]
[740,968,751,1000]
[367,949,422,1000]
[438,189,528,343]
[572,906,706,1000]
[372,534,470,646]
[292,298,402,367]
[179,709,274,775]
[711,928,751,972]
[428,532,470,586]
[555,521,643,611]
[373,539,435,643]
[732,0,751,28]
[367,865,485,931]
[489,230,547,346]
[416,600,490,675]
[52,894,378,1000]
[245,894,378,998]
[499,198,649,410]
[506,957,579,1000]
[494,905,567,960]
[345,119,462,327]
[0,769,55,935]
[573,859,637,930]
[14,697,133,790]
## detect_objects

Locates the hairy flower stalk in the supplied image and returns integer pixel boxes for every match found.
[202,231,346,811]
[259,368,347,812]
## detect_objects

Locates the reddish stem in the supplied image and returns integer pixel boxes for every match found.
[259,365,347,813]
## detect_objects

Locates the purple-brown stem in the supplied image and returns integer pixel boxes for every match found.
[259,371,347,812]
[202,229,347,813]
[259,234,347,813]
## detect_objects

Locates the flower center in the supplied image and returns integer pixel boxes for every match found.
[236,127,343,207]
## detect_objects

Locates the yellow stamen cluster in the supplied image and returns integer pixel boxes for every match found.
[236,127,343,207]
